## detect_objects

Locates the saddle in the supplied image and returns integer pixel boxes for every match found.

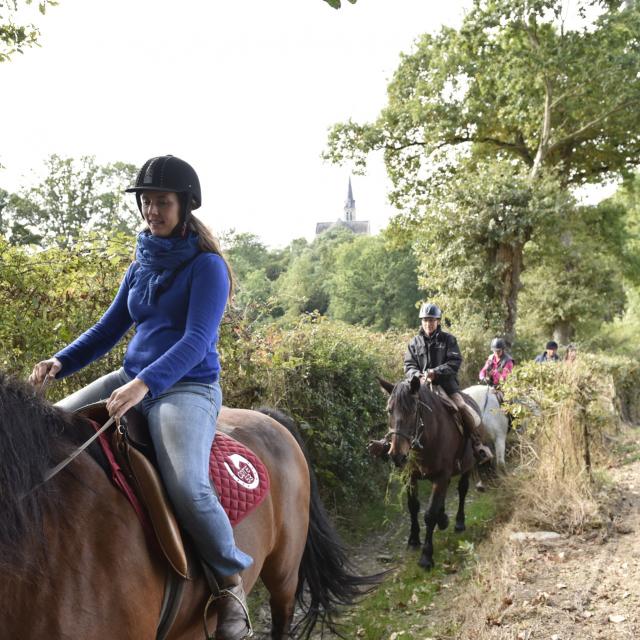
[431,385,459,413]
[78,402,190,578]
[77,403,269,640]
[78,403,271,576]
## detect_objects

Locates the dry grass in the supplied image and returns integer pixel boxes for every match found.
[432,362,624,639]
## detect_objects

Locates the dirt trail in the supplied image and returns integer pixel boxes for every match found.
[480,458,640,640]
[250,446,640,639]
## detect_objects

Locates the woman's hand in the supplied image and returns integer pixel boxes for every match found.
[29,357,62,387]
[106,378,150,419]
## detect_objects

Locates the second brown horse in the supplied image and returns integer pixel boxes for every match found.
[380,375,475,570]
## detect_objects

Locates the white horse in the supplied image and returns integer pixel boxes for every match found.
[463,384,509,471]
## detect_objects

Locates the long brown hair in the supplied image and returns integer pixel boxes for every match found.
[188,214,235,297]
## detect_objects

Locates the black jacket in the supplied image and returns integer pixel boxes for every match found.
[403,327,463,393]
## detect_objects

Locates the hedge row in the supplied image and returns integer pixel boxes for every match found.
[0,237,406,506]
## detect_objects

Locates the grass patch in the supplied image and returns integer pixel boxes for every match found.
[336,482,499,639]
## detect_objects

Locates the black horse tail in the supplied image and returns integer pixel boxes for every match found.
[258,407,383,639]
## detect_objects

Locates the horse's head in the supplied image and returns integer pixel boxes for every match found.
[379,375,424,468]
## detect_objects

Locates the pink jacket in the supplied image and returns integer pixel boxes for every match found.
[479,353,514,386]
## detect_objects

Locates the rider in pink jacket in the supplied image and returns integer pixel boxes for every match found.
[479,338,514,387]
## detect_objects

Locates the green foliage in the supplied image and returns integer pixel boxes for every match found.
[518,198,636,343]
[274,228,355,319]
[0,233,132,397]
[2,155,139,247]
[0,235,406,507]
[325,0,640,340]
[326,233,421,330]
[326,0,640,192]
[505,353,640,460]
[388,159,570,337]
[323,0,357,8]
[0,0,57,62]
[220,312,406,504]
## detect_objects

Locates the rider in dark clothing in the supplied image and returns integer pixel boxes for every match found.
[535,340,560,363]
[403,322,463,395]
[369,302,493,463]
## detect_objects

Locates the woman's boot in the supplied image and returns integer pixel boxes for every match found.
[215,574,252,640]
[202,565,252,640]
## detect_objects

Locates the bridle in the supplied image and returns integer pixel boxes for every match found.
[386,396,432,451]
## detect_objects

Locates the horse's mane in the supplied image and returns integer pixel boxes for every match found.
[0,372,102,570]
[389,379,439,414]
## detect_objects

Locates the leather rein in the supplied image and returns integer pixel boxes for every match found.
[34,376,118,486]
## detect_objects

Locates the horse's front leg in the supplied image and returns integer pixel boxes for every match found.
[407,475,421,548]
[419,479,449,570]
[455,471,470,532]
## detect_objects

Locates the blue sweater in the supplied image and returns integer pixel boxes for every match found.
[55,252,229,398]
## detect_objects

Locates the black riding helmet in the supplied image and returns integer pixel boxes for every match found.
[126,155,201,232]
[419,302,442,319]
[491,337,507,350]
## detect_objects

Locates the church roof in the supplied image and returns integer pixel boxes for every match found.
[315,219,370,235]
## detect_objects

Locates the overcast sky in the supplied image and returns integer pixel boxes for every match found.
[0,0,473,247]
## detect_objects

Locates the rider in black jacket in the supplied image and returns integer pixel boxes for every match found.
[369,302,493,463]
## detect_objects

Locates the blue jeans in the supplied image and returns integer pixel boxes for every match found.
[56,368,253,577]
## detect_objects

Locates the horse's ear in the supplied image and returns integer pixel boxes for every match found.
[410,375,421,395]
[377,377,394,395]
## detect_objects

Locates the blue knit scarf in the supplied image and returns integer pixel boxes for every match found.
[133,231,200,305]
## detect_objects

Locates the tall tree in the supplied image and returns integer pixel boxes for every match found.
[3,155,139,247]
[518,198,638,343]
[326,0,640,338]
[275,228,355,319]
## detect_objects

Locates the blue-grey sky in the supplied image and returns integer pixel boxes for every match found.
[0,0,470,247]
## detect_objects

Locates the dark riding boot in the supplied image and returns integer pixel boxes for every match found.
[202,565,253,640]
[459,405,493,465]
[367,438,390,460]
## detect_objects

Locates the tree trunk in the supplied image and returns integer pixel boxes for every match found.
[496,242,524,345]
[553,321,573,346]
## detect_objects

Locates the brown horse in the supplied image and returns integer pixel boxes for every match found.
[0,373,378,639]
[379,376,475,570]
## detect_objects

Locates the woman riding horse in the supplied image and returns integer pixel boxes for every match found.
[1,373,379,639]
[29,155,252,640]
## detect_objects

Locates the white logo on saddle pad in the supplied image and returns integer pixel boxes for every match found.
[223,454,260,490]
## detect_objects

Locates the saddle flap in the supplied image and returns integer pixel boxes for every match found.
[117,429,189,579]
[122,408,153,450]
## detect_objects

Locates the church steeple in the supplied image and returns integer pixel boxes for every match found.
[344,177,356,222]
[315,176,369,237]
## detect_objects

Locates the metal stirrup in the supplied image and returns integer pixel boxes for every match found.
[203,586,253,640]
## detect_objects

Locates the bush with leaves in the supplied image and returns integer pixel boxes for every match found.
[502,354,640,532]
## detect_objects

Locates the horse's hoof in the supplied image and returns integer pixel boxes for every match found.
[455,521,466,532]
[437,513,449,530]
[407,538,421,548]
[418,556,434,570]
[475,481,486,492]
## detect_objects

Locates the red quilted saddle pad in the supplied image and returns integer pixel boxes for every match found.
[209,431,270,526]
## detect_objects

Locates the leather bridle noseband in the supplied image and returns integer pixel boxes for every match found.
[386,397,432,451]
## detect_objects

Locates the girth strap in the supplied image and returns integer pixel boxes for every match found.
[157,565,188,640]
